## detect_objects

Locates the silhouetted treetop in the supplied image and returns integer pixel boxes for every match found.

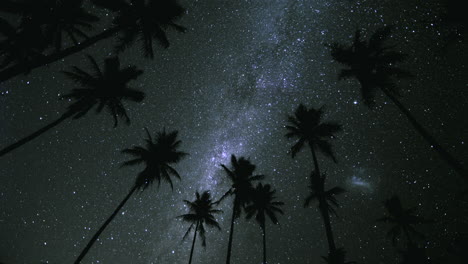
[330,26,412,107]
[122,128,188,190]
[246,183,284,226]
[92,0,186,57]
[304,171,345,217]
[245,183,284,264]
[179,191,222,247]
[0,0,99,51]
[377,195,432,246]
[0,55,145,158]
[218,155,265,214]
[0,16,46,68]
[286,104,342,160]
[62,55,144,127]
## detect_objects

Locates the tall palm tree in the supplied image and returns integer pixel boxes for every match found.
[330,25,468,180]
[285,104,342,177]
[376,195,431,247]
[0,0,186,83]
[245,183,284,264]
[74,128,187,263]
[0,55,144,158]
[218,155,264,264]
[178,191,222,264]
[304,171,345,253]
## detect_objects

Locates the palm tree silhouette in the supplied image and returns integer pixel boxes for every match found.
[330,26,468,180]
[0,0,186,83]
[217,155,264,264]
[0,0,99,52]
[285,104,342,177]
[0,55,144,158]
[322,248,356,264]
[0,17,46,69]
[74,128,187,263]
[104,0,187,58]
[245,183,284,264]
[376,195,431,247]
[304,171,345,254]
[178,191,222,264]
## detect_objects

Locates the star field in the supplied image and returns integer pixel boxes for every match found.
[1,0,467,263]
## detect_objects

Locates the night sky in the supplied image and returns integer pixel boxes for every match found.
[1,0,467,263]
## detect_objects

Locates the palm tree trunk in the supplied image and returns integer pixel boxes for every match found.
[226,198,238,264]
[309,142,321,176]
[74,185,138,264]
[382,89,468,180]
[319,201,336,253]
[308,143,337,252]
[188,221,199,264]
[262,224,267,264]
[0,111,73,158]
[0,26,121,83]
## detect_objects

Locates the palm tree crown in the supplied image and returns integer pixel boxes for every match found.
[122,128,188,190]
[330,26,468,181]
[179,191,222,247]
[286,104,342,161]
[41,0,100,50]
[1,0,99,51]
[377,195,431,246]
[246,183,284,228]
[219,155,265,215]
[0,17,46,68]
[93,0,186,58]
[62,55,145,127]
[330,26,411,107]
[304,171,345,217]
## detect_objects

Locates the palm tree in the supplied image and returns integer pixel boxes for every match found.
[322,248,356,264]
[74,128,187,263]
[330,25,468,180]
[178,191,222,264]
[218,155,264,264]
[0,55,144,158]
[304,171,345,253]
[106,0,187,58]
[0,17,46,69]
[0,0,99,52]
[245,183,284,264]
[43,0,100,51]
[376,195,431,247]
[285,104,342,177]
[0,0,186,83]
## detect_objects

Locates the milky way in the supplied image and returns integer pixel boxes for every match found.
[1,0,467,263]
